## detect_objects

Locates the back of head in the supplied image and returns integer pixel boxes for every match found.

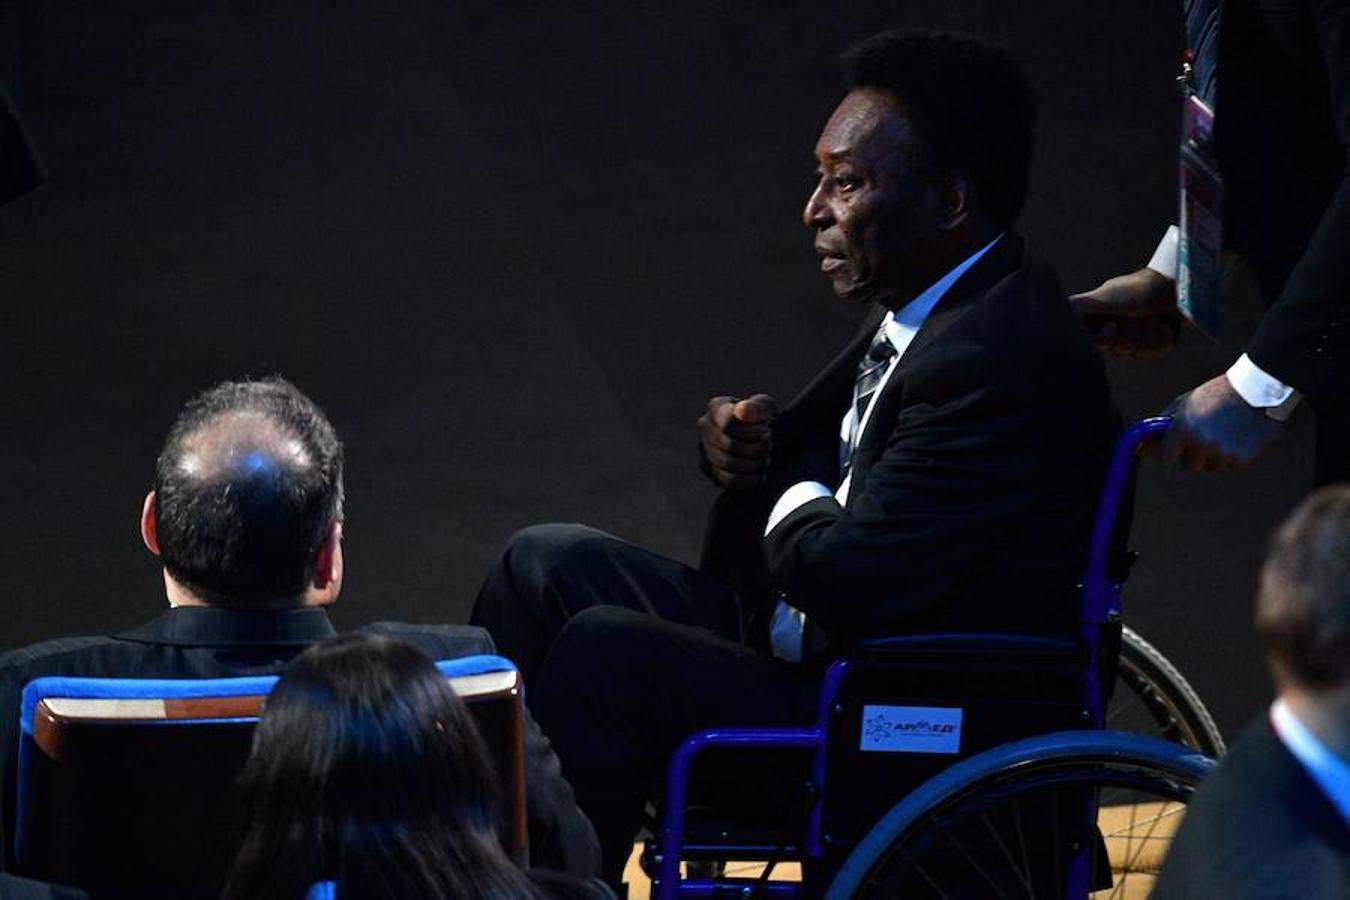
[153,378,344,608]
[842,29,1037,227]
[225,634,539,900]
[1256,485,1350,693]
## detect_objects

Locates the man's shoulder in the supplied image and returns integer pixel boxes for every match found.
[0,634,126,681]
[1183,719,1347,851]
[351,621,498,660]
[1157,719,1350,896]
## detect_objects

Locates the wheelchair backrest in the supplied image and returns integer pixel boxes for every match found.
[815,634,1085,848]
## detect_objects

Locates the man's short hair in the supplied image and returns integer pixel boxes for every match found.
[842,29,1037,227]
[153,378,344,609]
[1256,485,1350,692]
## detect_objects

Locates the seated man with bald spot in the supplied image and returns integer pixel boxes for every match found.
[470,29,1118,884]
[0,378,600,882]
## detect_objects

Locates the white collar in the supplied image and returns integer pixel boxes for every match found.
[882,233,1005,343]
[1270,699,1350,827]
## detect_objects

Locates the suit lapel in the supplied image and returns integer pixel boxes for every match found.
[773,304,885,449]
[844,234,1025,496]
[900,233,1024,364]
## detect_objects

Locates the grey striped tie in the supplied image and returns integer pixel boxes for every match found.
[846,326,897,470]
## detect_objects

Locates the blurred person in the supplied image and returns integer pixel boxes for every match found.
[224,634,611,900]
[1155,485,1350,896]
[0,378,597,879]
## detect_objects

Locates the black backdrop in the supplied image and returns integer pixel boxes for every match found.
[0,1,1316,739]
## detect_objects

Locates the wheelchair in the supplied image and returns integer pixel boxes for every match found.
[646,418,1220,899]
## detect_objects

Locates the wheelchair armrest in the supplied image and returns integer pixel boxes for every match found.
[856,633,1079,657]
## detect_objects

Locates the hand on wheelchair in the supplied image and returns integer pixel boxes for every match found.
[1152,374,1284,471]
[698,394,778,489]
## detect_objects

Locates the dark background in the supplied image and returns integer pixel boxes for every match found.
[0,1,1314,739]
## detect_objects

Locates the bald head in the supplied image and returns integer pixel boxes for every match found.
[153,379,344,609]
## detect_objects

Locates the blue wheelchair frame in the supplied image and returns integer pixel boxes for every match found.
[654,418,1185,898]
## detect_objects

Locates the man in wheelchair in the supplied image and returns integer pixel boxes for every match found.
[470,29,1119,887]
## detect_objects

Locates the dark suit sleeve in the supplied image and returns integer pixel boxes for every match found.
[1245,0,1350,408]
[0,84,42,206]
[518,712,602,876]
[359,624,601,876]
[763,343,1044,632]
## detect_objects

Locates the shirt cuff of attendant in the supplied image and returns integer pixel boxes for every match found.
[1226,353,1301,421]
[765,481,834,534]
[1146,225,1180,280]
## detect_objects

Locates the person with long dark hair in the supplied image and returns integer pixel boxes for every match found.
[224,634,609,900]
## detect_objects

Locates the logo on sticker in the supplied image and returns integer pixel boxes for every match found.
[859,705,963,754]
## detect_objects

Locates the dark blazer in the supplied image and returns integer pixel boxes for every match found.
[702,235,1117,656]
[1218,0,1350,412]
[1154,718,1350,898]
[0,607,600,878]
[0,82,42,207]
[0,874,86,900]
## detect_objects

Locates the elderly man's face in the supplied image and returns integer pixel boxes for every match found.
[804,88,946,306]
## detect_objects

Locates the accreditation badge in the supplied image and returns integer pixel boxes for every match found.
[1177,91,1223,338]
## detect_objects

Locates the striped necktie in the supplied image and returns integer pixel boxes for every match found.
[846,326,897,470]
[1183,0,1220,105]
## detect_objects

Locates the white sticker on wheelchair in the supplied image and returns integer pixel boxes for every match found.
[859,705,963,754]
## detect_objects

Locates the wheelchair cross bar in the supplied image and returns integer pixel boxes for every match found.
[673,880,803,897]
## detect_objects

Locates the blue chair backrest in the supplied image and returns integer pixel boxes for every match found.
[13,655,519,896]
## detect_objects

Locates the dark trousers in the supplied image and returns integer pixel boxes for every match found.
[470,524,819,884]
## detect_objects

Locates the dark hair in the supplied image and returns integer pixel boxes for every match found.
[842,29,1036,226]
[224,634,542,900]
[153,377,344,608]
[1256,485,1350,691]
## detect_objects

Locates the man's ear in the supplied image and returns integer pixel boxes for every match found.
[141,491,161,556]
[937,170,973,231]
[312,521,344,589]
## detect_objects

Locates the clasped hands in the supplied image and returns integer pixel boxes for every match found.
[698,394,778,489]
[1070,268,1282,471]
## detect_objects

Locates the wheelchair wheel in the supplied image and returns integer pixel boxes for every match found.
[825,731,1213,900]
[1111,626,1226,757]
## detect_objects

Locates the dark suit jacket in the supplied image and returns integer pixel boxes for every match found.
[0,874,86,900]
[1155,718,1350,898]
[1218,0,1350,412]
[0,607,600,878]
[0,83,42,207]
[702,235,1117,656]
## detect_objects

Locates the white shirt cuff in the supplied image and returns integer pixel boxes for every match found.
[765,481,834,534]
[1146,225,1180,281]
[1226,353,1301,421]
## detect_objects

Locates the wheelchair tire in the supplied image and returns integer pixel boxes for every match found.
[1113,626,1226,757]
[824,730,1213,900]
